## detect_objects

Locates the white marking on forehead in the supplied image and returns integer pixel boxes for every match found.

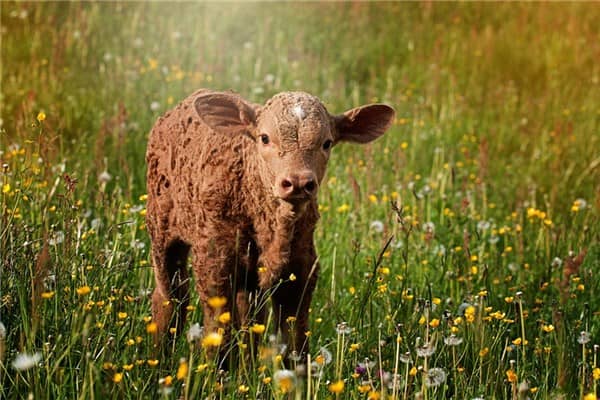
[292,104,306,121]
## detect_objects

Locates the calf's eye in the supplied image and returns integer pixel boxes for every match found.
[260,134,270,145]
[322,139,333,150]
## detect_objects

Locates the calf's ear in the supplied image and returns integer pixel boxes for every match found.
[194,91,257,135]
[334,104,395,144]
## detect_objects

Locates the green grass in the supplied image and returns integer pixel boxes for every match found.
[1,2,599,399]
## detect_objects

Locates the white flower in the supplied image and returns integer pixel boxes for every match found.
[171,31,182,40]
[399,352,411,364]
[477,220,491,232]
[577,331,591,345]
[551,257,563,268]
[316,347,333,365]
[422,221,435,233]
[488,235,500,244]
[574,198,587,209]
[335,322,352,335]
[133,37,144,48]
[12,352,42,371]
[264,74,275,84]
[273,369,296,393]
[443,335,463,346]
[424,367,446,388]
[48,231,65,246]
[103,52,113,62]
[0,321,6,339]
[98,171,112,184]
[150,101,161,112]
[392,239,404,249]
[91,218,102,230]
[370,220,384,233]
[186,323,203,343]
[416,341,436,358]
[130,204,144,213]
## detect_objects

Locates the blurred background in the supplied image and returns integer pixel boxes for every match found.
[2,2,599,207]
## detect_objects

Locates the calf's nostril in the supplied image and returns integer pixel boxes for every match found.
[281,179,293,189]
[304,180,316,193]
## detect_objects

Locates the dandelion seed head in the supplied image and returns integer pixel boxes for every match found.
[578,331,591,345]
[12,352,42,371]
[370,220,384,233]
[443,335,463,346]
[424,367,446,388]
[416,341,436,357]
[274,369,296,393]
[187,323,203,343]
[98,171,112,184]
[265,73,276,84]
[477,220,491,232]
[335,322,352,335]
[551,257,563,268]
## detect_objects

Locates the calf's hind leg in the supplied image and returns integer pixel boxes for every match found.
[151,239,191,349]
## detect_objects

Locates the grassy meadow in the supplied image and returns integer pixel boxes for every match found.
[1,2,600,399]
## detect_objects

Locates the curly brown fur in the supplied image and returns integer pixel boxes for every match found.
[146,89,395,365]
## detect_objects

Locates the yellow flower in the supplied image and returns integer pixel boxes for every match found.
[238,384,249,393]
[218,312,231,324]
[464,305,476,323]
[429,318,440,328]
[2,184,10,194]
[356,384,370,393]
[146,322,157,334]
[336,203,350,213]
[207,296,227,309]
[506,369,517,383]
[583,394,596,400]
[147,359,159,367]
[274,369,296,393]
[196,363,209,373]
[161,375,173,386]
[41,291,55,299]
[289,273,297,281]
[542,324,555,333]
[328,380,344,394]
[251,324,266,334]
[592,367,600,380]
[368,391,381,400]
[368,194,378,204]
[37,112,46,122]
[479,347,489,357]
[118,312,128,320]
[409,366,418,376]
[202,332,223,348]
[122,364,134,371]
[176,359,188,381]
[112,372,123,383]
[76,286,91,296]
[401,142,408,150]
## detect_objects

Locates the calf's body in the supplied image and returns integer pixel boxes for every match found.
[146,89,394,363]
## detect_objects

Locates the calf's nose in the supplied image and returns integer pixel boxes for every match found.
[279,171,318,199]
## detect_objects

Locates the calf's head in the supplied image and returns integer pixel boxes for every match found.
[194,91,395,206]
